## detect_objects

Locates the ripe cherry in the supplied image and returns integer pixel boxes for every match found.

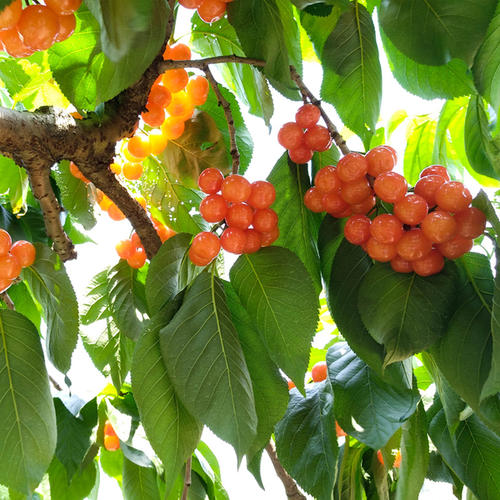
[162,69,189,93]
[421,210,457,243]
[393,194,428,225]
[435,181,472,213]
[141,105,165,128]
[278,122,304,150]
[45,0,82,15]
[55,13,76,43]
[420,165,450,180]
[247,181,276,209]
[197,0,227,23]
[366,146,396,177]
[370,214,403,245]
[304,187,324,213]
[163,43,191,61]
[243,229,262,254]
[288,146,313,164]
[344,215,371,245]
[186,75,209,106]
[437,235,473,259]
[373,172,408,204]
[350,194,376,215]
[178,0,202,7]
[199,194,227,222]
[10,241,36,267]
[336,153,368,183]
[260,225,280,247]
[122,162,143,180]
[0,253,21,280]
[221,174,251,203]
[116,239,135,260]
[17,5,60,51]
[412,249,444,277]
[0,229,12,257]
[322,191,349,216]
[454,207,486,239]
[104,435,120,452]
[340,177,372,205]
[127,136,151,160]
[314,166,341,193]
[225,203,254,229]
[304,125,332,152]
[107,203,126,221]
[127,247,147,269]
[252,208,278,233]
[414,174,446,207]
[295,104,321,129]
[396,229,432,261]
[0,0,22,30]
[220,227,246,254]
[189,232,221,266]
[311,361,327,382]
[198,168,224,194]
[390,255,413,273]
[366,238,397,262]
[162,117,185,140]
[147,84,172,109]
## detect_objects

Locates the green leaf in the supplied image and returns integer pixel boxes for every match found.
[145,233,198,315]
[465,95,500,180]
[275,382,338,500]
[395,401,429,500]
[0,155,28,214]
[336,441,367,500]
[430,254,494,411]
[317,214,345,289]
[48,2,168,109]
[199,85,253,174]
[223,282,289,463]
[159,272,257,461]
[107,260,146,341]
[381,30,475,100]
[327,342,419,449]
[132,302,202,494]
[6,281,42,331]
[22,244,78,373]
[473,2,500,111]
[358,262,458,366]
[122,457,160,500]
[379,0,497,66]
[229,247,319,391]
[53,398,97,481]
[227,0,300,96]
[48,457,97,500]
[267,153,322,292]
[321,2,381,144]
[190,14,273,124]
[403,115,437,185]
[53,161,96,230]
[0,206,48,245]
[100,448,123,483]
[472,190,500,237]
[0,310,56,494]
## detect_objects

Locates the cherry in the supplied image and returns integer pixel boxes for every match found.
[350,194,376,215]
[197,0,227,23]
[295,104,321,129]
[396,229,432,261]
[366,238,397,262]
[437,235,473,259]
[393,194,428,225]
[178,0,202,7]
[370,214,403,245]
[10,241,35,267]
[107,203,126,221]
[311,361,327,382]
[127,247,147,269]
[373,172,408,204]
[412,249,444,277]
[147,84,172,109]
[0,0,22,30]
[390,255,413,273]
[435,181,472,213]
[127,135,151,160]
[344,215,371,245]
[314,166,341,193]
[252,208,278,233]
[243,229,262,254]
[55,13,76,43]
[122,162,143,180]
[304,125,331,152]
[414,175,446,207]
[104,435,120,452]
[278,122,304,150]
[336,153,368,183]
[199,194,228,222]
[220,227,246,254]
[340,177,372,205]
[163,43,191,61]
[17,5,60,51]
[225,203,254,229]
[0,28,34,57]
[186,75,210,106]
[141,105,165,128]
[45,0,82,15]
[421,210,457,243]
[454,207,486,239]
[260,225,280,247]
[247,181,276,209]
[0,253,21,280]
[147,129,168,155]
[366,146,396,177]
[0,278,12,293]
[304,187,325,213]
[288,146,313,164]
[162,69,189,93]
[189,232,221,266]
[221,174,251,203]
[116,239,135,260]
[322,191,349,216]
[166,91,194,120]
[420,165,450,181]
[162,117,185,140]
[198,168,223,194]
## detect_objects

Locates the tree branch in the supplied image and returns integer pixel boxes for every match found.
[160,55,266,71]
[0,292,15,310]
[289,66,350,156]
[204,65,240,174]
[265,443,306,500]
[181,456,192,500]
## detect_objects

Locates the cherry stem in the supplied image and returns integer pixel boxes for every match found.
[181,456,192,500]
[0,292,14,310]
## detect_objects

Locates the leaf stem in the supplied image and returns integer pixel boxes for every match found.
[181,456,192,500]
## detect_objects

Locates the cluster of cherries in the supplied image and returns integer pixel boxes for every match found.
[188,168,278,266]
[304,146,486,276]
[103,420,120,452]
[278,104,332,164]
[0,229,36,293]
[0,0,81,58]
[178,0,233,24]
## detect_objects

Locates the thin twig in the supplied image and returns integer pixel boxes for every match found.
[289,66,350,156]
[181,456,192,500]
[265,443,306,500]
[160,55,265,72]
[204,66,240,174]
[49,375,63,392]
[0,292,14,310]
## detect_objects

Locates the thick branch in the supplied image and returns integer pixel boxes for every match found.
[289,66,350,156]
[204,66,240,174]
[181,457,192,500]
[265,443,306,500]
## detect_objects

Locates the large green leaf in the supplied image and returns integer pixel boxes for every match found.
[22,244,78,373]
[321,2,381,145]
[317,214,344,289]
[267,154,322,292]
[190,14,273,124]
[48,2,168,109]
[379,0,497,66]
[48,457,97,500]
[53,398,97,481]
[160,272,257,461]
[358,262,458,366]
[227,0,300,96]
[395,401,429,500]
[132,301,202,494]
[473,2,500,111]
[403,116,437,185]
[381,30,475,100]
[0,206,48,245]
[229,247,318,391]
[53,161,95,230]
[465,95,500,180]
[275,382,338,500]
[145,233,198,315]
[122,457,160,500]
[431,254,495,411]
[0,310,56,494]
[336,441,367,500]
[327,342,419,450]
[6,281,42,331]
[199,86,253,174]
[223,282,289,463]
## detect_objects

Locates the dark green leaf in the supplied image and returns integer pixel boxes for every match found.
[275,381,337,500]
[465,95,500,180]
[199,86,253,174]
[379,0,497,66]
[0,206,48,245]
[48,457,97,500]
[22,244,79,373]
[321,3,381,144]
[317,214,344,289]
[335,441,367,500]
[122,457,160,500]
[395,401,429,500]
[230,247,319,391]
[267,153,322,292]
[160,272,257,461]
[327,342,419,450]
[48,2,168,109]
[227,0,300,96]
[473,2,500,111]
[132,303,202,494]
[54,398,97,481]
[381,30,475,100]
[145,233,198,314]
[53,161,96,230]
[0,310,56,494]
[224,282,289,463]
[190,14,273,124]
[403,116,437,185]
[358,262,458,366]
